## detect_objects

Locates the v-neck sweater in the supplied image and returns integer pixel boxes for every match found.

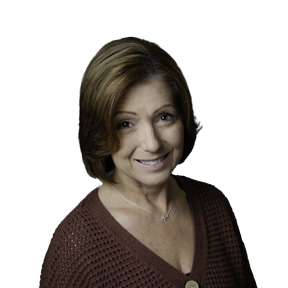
[40,176,257,288]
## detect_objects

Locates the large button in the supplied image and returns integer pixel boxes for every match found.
[185,280,199,288]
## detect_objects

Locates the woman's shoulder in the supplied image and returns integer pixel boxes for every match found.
[174,175,227,200]
[40,187,103,286]
[174,174,232,220]
[51,187,100,240]
[174,174,214,187]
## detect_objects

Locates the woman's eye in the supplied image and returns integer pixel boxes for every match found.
[159,113,174,122]
[117,121,132,130]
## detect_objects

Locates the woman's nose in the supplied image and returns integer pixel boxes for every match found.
[139,124,161,152]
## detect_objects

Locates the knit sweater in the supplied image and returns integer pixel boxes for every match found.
[40,176,257,288]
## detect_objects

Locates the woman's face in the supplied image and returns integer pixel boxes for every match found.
[111,78,184,188]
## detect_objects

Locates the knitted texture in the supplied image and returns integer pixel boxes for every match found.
[40,176,257,288]
[190,178,256,287]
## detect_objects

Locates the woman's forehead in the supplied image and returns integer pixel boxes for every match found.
[116,79,175,110]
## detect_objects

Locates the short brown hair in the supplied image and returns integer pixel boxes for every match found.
[79,37,201,183]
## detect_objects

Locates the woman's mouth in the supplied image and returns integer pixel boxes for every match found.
[136,153,169,166]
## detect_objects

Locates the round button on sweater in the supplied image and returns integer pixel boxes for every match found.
[185,280,199,288]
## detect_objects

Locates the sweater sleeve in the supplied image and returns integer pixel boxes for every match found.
[188,177,257,287]
[39,218,80,288]
[39,204,91,288]
[39,236,62,288]
[207,185,257,288]
[225,196,257,288]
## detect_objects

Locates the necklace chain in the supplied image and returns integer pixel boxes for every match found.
[111,185,172,221]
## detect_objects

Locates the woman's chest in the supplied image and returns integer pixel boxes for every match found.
[125,213,195,274]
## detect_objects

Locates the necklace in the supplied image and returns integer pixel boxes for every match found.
[111,185,172,221]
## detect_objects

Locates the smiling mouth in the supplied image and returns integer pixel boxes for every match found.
[136,153,169,166]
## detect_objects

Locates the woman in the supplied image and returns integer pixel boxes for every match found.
[40,37,257,288]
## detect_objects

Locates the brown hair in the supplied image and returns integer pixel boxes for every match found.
[79,37,201,183]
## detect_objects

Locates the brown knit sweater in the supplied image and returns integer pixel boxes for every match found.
[40,176,257,288]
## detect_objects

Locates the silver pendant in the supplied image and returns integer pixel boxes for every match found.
[161,215,168,221]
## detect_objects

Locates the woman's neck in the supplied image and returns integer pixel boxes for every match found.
[101,175,177,217]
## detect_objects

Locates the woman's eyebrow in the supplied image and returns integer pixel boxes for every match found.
[153,104,176,114]
[114,111,137,116]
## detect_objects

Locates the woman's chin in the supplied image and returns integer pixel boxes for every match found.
[113,168,173,188]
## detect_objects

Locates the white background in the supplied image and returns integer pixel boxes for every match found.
[1,1,287,287]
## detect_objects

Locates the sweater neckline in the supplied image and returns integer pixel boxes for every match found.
[87,175,207,286]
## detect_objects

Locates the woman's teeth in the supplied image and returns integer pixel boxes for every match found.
[138,155,165,165]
